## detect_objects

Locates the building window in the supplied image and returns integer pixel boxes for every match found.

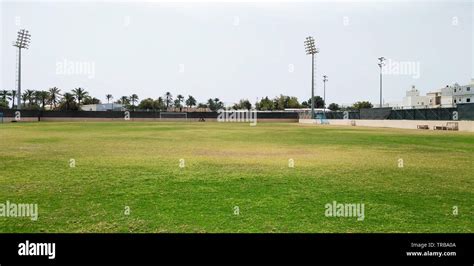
[454,89,457,92]
[467,98,471,103]
[467,87,471,91]
[454,99,457,103]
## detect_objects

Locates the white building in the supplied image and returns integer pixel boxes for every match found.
[401,80,474,109]
[81,103,123,111]
[440,85,454,107]
[451,82,473,104]
[402,85,431,108]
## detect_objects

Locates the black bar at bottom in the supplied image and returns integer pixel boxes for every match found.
[0,233,471,265]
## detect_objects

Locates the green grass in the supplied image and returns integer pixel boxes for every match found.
[0,121,473,233]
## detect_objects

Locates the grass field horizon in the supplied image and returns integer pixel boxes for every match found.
[0,121,473,233]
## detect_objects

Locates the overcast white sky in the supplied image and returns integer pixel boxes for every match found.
[1,0,473,106]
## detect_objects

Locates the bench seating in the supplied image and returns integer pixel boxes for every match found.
[434,122,458,131]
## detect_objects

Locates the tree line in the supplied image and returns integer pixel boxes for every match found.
[0,87,95,111]
[254,95,373,111]
[0,88,373,111]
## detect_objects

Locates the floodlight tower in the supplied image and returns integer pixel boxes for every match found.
[377,57,386,108]
[13,29,31,110]
[304,36,319,119]
[322,75,328,108]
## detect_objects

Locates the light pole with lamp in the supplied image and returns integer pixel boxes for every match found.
[304,36,319,118]
[322,75,328,109]
[377,57,386,108]
[12,29,31,110]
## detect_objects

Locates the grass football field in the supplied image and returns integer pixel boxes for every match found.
[0,121,472,233]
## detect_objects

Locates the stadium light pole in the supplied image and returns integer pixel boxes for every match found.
[322,75,328,109]
[304,36,319,119]
[377,57,386,108]
[12,29,31,110]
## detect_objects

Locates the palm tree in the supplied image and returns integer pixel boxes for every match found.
[120,96,129,107]
[177,94,184,102]
[10,90,17,109]
[72,87,89,106]
[38,91,50,110]
[33,91,42,106]
[185,95,196,108]
[129,94,139,110]
[0,90,10,104]
[207,98,223,111]
[21,91,28,107]
[177,94,184,105]
[24,90,35,106]
[176,94,184,111]
[63,93,75,111]
[106,94,113,103]
[174,99,181,108]
[165,92,172,109]
[49,87,61,110]
[214,98,223,110]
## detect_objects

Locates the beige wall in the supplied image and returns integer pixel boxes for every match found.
[299,119,474,132]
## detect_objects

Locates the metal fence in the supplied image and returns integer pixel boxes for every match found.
[2,105,473,121]
[297,104,474,121]
[387,108,456,120]
[0,109,299,120]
